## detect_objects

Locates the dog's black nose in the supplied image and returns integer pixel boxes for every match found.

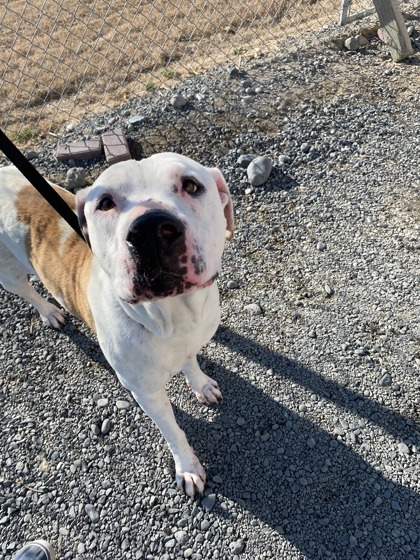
[127,210,185,254]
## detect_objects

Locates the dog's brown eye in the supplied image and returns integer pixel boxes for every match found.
[182,178,199,195]
[97,196,115,211]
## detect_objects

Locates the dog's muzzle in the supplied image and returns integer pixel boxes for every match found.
[126,210,190,299]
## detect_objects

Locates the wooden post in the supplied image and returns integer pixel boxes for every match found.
[372,0,413,61]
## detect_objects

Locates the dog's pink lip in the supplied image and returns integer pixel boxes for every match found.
[124,273,219,305]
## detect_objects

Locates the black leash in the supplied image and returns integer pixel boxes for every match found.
[0,128,85,241]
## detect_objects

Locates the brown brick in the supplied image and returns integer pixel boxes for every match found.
[101,128,132,165]
[55,139,103,161]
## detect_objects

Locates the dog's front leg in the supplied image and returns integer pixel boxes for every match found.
[183,356,222,405]
[133,388,206,497]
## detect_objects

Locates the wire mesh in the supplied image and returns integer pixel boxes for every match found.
[0,0,418,151]
[1,1,343,139]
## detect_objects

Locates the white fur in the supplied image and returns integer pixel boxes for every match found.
[0,154,232,497]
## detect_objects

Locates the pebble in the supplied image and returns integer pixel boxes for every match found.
[307,437,316,448]
[345,36,359,51]
[66,168,87,190]
[398,442,410,455]
[101,418,112,435]
[90,423,100,436]
[278,154,290,167]
[324,284,334,296]
[244,303,262,315]
[357,34,369,47]
[128,115,147,125]
[229,539,245,554]
[200,519,210,531]
[227,280,239,289]
[116,400,130,410]
[246,155,273,186]
[237,154,255,168]
[171,94,187,108]
[201,494,216,512]
[84,504,99,523]
[97,398,109,407]
[174,530,188,545]
[378,373,392,387]
[316,241,326,251]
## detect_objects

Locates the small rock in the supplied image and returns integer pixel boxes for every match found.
[116,400,130,410]
[344,36,359,51]
[90,423,100,436]
[378,373,392,387]
[128,115,147,126]
[307,437,316,449]
[237,154,255,168]
[229,539,245,554]
[398,442,410,455]
[300,142,311,154]
[357,34,369,47]
[84,504,99,523]
[247,155,273,186]
[241,96,254,105]
[171,94,187,108]
[244,303,262,316]
[200,519,211,531]
[66,168,87,190]
[174,530,188,545]
[324,284,334,297]
[97,398,109,407]
[228,67,240,78]
[227,280,239,289]
[308,330,317,339]
[278,154,290,167]
[25,151,38,161]
[201,493,216,512]
[101,418,111,435]
[316,241,326,251]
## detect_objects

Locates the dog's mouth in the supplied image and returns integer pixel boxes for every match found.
[124,270,218,304]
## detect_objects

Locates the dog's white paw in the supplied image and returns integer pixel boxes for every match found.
[40,304,66,329]
[176,456,206,498]
[193,377,222,405]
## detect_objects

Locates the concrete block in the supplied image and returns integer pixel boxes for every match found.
[55,139,103,161]
[101,128,131,165]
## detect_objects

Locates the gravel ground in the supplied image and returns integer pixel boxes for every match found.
[1,10,420,560]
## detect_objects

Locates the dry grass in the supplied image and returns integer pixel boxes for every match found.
[0,0,344,141]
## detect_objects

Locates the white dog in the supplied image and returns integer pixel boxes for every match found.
[0,153,234,497]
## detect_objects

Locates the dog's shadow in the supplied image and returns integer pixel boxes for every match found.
[58,315,419,558]
[173,326,419,558]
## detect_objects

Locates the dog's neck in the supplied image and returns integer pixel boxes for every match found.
[119,283,220,339]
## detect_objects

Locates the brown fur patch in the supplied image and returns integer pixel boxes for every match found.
[15,183,96,331]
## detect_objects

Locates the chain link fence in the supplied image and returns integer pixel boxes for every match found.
[0,0,417,151]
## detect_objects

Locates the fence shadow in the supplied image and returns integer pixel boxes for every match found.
[175,326,419,559]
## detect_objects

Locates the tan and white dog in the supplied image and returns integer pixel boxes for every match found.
[0,153,234,497]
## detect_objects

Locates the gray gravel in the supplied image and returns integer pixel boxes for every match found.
[1,10,420,560]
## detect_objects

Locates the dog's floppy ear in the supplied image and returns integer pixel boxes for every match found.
[75,188,91,248]
[209,167,234,240]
